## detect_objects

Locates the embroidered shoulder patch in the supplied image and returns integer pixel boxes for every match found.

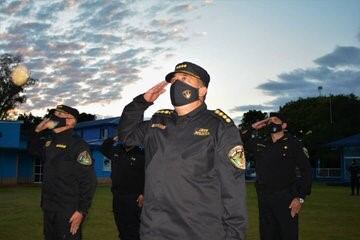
[228,145,246,169]
[211,109,234,124]
[77,151,92,166]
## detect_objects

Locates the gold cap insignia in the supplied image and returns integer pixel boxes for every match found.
[228,145,246,169]
[77,151,92,166]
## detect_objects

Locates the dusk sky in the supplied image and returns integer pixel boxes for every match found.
[1,0,359,124]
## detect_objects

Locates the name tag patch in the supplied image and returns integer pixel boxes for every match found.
[151,123,166,129]
[193,128,210,136]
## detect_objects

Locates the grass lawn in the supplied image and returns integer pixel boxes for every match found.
[0,183,359,240]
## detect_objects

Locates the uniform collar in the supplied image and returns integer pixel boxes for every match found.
[172,103,207,120]
[54,128,74,139]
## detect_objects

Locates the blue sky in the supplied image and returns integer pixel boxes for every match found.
[1,0,359,123]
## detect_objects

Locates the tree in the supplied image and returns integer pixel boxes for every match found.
[0,53,37,119]
[238,110,267,130]
[279,94,360,166]
[77,112,96,122]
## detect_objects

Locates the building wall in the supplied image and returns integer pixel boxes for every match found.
[18,152,33,183]
[0,149,18,184]
[91,150,111,183]
[0,122,21,148]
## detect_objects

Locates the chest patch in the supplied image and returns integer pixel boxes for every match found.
[45,140,52,147]
[193,128,210,136]
[77,151,92,166]
[56,144,67,149]
[151,123,166,130]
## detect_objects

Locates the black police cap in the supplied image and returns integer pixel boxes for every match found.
[55,105,80,120]
[269,112,287,123]
[165,61,210,87]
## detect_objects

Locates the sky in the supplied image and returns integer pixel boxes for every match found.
[1,0,359,124]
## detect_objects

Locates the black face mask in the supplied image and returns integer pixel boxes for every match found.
[49,114,67,129]
[170,80,199,107]
[267,122,283,134]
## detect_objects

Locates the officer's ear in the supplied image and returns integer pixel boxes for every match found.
[199,86,207,98]
[282,122,287,129]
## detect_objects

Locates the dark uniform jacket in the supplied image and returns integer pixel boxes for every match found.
[100,138,145,195]
[242,130,312,199]
[349,164,360,179]
[118,95,247,240]
[28,129,97,215]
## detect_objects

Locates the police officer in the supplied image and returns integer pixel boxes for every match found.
[241,112,312,240]
[100,136,145,240]
[348,160,359,195]
[28,105,97,240]
[118,62,247,240]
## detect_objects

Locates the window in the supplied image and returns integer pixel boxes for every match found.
[33,158,43,183]
[100,128,109,139]
[103,156,111,171]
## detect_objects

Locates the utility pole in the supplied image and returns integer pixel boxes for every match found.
[329,94,333,124]
[318,86,323,96]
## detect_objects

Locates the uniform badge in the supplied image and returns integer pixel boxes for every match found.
[303,147,309,158]
[182,89,192,99]
[193,128,210,136]
[151,123,166,129]
[228,145,246,169]
[56,144,67,149]
[77,151,92,166]
[45,140,52,147]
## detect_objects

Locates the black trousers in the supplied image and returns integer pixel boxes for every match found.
[257,187,298,240]
[350,177,359,195]
[43,210,81,240]
[113,193,141,240]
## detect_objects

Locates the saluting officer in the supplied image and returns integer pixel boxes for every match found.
[241,112,312,240]
[100,136,145,240]
[118,62,247,240]
[28,105,97,240]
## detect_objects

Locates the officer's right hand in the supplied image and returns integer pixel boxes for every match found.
[251,119,269,130]
[35,118,51,133]
[143,81,168,103]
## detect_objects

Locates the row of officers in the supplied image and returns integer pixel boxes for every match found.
[28,61,312,240]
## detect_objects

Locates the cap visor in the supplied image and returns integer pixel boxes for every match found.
[165,72,175,83]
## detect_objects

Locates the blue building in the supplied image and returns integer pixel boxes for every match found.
[75,117,120,183]
[0,121,32,184]
[322,133,360,183]
[0,117,120,185]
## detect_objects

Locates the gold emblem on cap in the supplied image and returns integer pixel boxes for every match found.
[176,64,187,69]
[182,89,192,99]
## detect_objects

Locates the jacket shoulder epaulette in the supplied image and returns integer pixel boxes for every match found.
[210,109,234,124]
[154,109,174,117]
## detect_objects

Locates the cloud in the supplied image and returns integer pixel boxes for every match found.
[233,42,360,113]
[314,46,360,68]
[0,1,210,113]
[230,105,274,112]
